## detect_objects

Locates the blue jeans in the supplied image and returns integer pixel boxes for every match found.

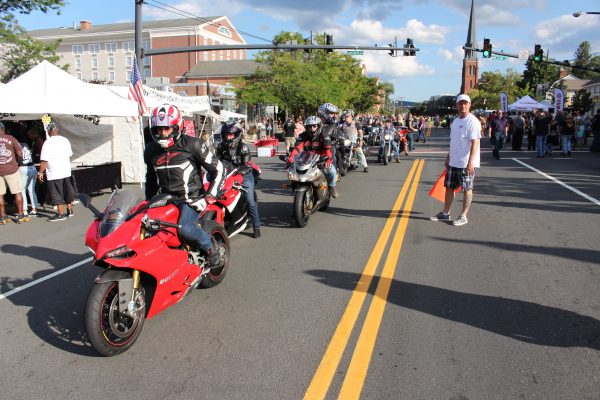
[243,173,260,229]
[407,133,414,151]
[378,141,399,159]
[323,163,337,187]
[178,203,212,251]
[536,135,547,157]
[492,132,505,158]
[561,135,572,154]
[19,165,38,212]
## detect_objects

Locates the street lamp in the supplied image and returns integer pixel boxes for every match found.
[573,11,600,17]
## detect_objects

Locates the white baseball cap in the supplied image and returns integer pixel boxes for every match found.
[456,94,471,103]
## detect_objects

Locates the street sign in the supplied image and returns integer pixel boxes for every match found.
[347,50,364,55]
[518,49,530,60]
[492,55,508,60]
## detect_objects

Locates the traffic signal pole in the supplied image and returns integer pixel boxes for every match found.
[463,46,600,73]
[144,43,419,57]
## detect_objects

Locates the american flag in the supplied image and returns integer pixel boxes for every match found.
[128,57,148,117]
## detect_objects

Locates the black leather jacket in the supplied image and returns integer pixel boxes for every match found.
[144,134,224,201]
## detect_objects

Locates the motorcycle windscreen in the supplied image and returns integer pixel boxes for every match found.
[99,190,143,238]
[296,151,318,166]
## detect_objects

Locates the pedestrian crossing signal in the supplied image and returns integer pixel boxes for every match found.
[482,38,492,58]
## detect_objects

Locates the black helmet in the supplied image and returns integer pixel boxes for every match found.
[221,121,243,149]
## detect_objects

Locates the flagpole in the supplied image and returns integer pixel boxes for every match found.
[138,117,145,189]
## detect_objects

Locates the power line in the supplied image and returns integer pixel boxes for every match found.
[144,0,273,43]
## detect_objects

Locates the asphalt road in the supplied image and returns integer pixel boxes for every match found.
[1,128,599,400]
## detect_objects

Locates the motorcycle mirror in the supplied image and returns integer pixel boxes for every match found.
[148,193,173,209]
[77,193,92,208]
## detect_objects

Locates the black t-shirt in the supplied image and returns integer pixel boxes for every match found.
[283,120,295,137]
[533,115,551,136]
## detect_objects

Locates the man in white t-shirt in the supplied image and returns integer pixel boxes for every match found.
[430,94,481,226]
[37,123,76,222]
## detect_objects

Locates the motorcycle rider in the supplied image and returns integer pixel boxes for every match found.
[340,110,369,172]
[144,103,225,267]
[378,119,398,163]
[215,121,262,238]
[288,103,340,198]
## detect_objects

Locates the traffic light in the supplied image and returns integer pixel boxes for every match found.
[404,38,415,56]
[388,43,395,57]
[534,44,543,62]
[326,34,333,53]
[482,38,492,58]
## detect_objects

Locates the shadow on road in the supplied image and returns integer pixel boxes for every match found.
[305,269,600,350]
[1,244,100,357]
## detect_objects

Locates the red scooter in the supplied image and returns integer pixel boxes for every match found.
[79,190,230,356]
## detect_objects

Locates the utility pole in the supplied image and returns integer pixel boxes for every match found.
[135,0,143,69]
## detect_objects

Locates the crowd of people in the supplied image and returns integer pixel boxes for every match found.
[478,108,599,159]
[0,120,76,225]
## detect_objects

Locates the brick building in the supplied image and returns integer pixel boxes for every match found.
[28,17,247,96]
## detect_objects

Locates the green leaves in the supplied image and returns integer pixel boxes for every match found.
[235,31,383,116]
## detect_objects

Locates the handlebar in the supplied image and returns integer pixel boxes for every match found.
[142,215,180,230]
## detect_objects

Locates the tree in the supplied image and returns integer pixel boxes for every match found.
[234,31,382,116]
[572,89,593,114]
[468,69,529,110]
[572,41,600,79]
[0,1,65,82]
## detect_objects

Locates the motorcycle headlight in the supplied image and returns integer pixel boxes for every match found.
[288,171,299,181]
[103,245,135,260]
[344,139,352,146]
[384,134,391,141]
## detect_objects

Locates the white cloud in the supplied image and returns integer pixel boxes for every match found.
[438,48,454,61]
[360,51,435,81]
[534,13,600,58]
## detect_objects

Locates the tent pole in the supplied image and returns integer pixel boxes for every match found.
[138,118,145,189]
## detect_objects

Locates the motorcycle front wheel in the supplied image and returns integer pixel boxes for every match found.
[293,190,310,227]
[85,281,145,356]
[199,220,230,288]
[383,144,389,165]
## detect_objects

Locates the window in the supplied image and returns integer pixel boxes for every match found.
[89,43,101,54]
[227,49,230,58]
[75,58,81,69]
[76,72,82,80]
[108,56,115,67]
[92,71,99,80]
[123,41,134,52]
[108,70,115,81]
[143,68,151,79]
[239,50,243,59]
[72,44,84,54]
[143,56,150,66]
[126,55,133,67]
[218,26,232,38]
[126,70,132,82]
[91,57,98,68]
[106,42,117,53]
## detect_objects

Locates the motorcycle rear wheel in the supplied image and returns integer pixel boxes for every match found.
[293,190,310,227]
[85,281,145,356]
[199,221,230,288]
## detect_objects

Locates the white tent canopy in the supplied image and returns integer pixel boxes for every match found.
[0,60,138,118]
[508,95,549,112]
[220,110,247,121]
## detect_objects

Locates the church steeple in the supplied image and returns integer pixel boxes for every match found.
[460,0,479,94]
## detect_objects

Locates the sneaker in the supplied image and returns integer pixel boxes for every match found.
[364,167,368,173]
[30,210,39,217]
[0,216,11,225]
[329,186,339,199]
[49,214,67,222]
[452,215,468,226]
[14,214,31,224]
[396,158,401,163]
[206,240,225,269]
[67,210,74,218]
[429,212,450,222]
[253,228,261,239]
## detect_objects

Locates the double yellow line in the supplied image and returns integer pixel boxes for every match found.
[304,158,425,400]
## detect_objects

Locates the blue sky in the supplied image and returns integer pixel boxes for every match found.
[17,0,600,103]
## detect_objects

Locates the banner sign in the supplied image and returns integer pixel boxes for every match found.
[500,92,508,113]
[554,88,564,112]
[183,120,196,137]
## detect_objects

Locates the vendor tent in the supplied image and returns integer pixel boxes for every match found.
[508,95,549,112]
[220,110,247,121]
[0,60,138,117]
